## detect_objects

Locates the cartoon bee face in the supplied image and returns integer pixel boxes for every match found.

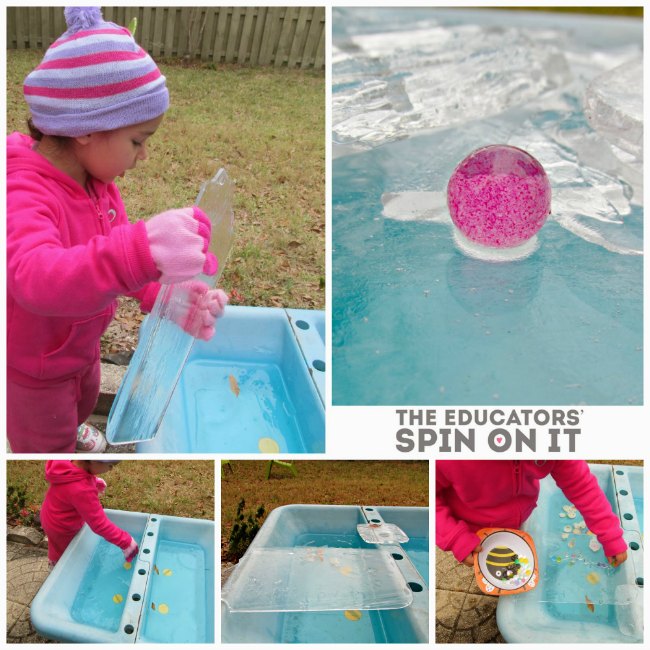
[486,546,521,581]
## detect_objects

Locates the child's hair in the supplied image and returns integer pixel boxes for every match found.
[27,117,68,145]
[23,7,168,138]
[75,459,121,472]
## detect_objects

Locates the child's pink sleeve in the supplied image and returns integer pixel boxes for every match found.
[73,486,132,551]
[436,467,481,563]
[7,189,160,318]
[126,282,162,314]
[551,461,628,557]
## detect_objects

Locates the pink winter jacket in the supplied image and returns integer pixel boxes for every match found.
[40,460,132,563]
[436,460,628,563]
[7,132,161,384]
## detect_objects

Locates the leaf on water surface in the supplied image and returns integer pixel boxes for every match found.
[229,374,240,397]
[153,564,159,575]
[152,602,156,611]
[585,595,595,612]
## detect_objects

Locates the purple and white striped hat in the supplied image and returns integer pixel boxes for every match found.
[24,7,169,137]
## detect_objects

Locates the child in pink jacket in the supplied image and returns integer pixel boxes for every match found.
[40,460,138,566]
[436,460,628,568]
[7,7,228,453]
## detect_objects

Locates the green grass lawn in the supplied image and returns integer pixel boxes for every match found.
[7,50,325,311]
[221,460,429,560]
[7,460,214,521]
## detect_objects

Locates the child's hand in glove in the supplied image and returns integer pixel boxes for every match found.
[96,478,107,494]
[123,537,139,562]
[173,281,228,340]
[145,207,217,284]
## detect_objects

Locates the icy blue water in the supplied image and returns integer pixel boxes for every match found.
[538,487,621,626]
[140,540,209,643]
[71,539,132,632]
[333,147,642,405]
[181,359,305,452]
[70,535,209,642]
[333,9,642,405]
[404,537,429,587]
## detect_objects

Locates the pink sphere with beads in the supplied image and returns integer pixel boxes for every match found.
[447,145,551,248]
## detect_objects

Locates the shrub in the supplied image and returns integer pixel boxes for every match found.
[7,484,41,529]
[227,498,265,561]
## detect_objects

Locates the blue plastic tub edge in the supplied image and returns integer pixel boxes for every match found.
[30,509,215,644]
[286,308,326,405]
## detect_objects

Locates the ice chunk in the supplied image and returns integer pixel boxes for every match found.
[584,57,642,162]
[333,22,570,150]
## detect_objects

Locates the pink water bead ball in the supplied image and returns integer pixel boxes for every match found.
[447,145,551,248]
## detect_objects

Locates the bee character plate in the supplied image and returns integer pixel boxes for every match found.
[474,528,539,596]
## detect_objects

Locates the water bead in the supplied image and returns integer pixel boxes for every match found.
[447,145,551,248]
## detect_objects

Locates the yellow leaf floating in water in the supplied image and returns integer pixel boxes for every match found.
[229,374,240,397]
[340,566,353,576]
[344,610,362,621]
[586,572,600,585]
[585,595,595,613]
[113,594,123,604]
[258,437,280,453]
[162,568,173,577]
[158,603,169,615]
[123,562,132,570]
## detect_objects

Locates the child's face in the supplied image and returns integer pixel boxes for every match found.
[75,115,164,184]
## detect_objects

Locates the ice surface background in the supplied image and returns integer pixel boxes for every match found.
[332,9,642,405]
[333,8,642,255]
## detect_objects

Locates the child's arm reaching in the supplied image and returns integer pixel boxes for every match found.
[550,461,628,565]
[71,482,137,560]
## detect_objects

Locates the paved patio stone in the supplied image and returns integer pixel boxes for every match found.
[6,541,52,644]
[436,547,506,643]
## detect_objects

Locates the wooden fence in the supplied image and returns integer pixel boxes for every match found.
[7,6,326,69]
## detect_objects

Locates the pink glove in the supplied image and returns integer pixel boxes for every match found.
[175,281,228,340]
[123,537,139,562]
[96,478,107,494]
[145,207,218,284]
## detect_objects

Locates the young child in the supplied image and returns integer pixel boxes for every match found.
[7,7,228,453]
[40,460,137,567]
[436,460,628,569]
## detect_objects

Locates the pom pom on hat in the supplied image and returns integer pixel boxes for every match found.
[63,7,103,34]
[24,6,169,137]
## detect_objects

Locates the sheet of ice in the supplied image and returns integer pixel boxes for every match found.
[106,170,234,445]
[222,547,413,612]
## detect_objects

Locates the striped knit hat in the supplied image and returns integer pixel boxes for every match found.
[24,7,169,137]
